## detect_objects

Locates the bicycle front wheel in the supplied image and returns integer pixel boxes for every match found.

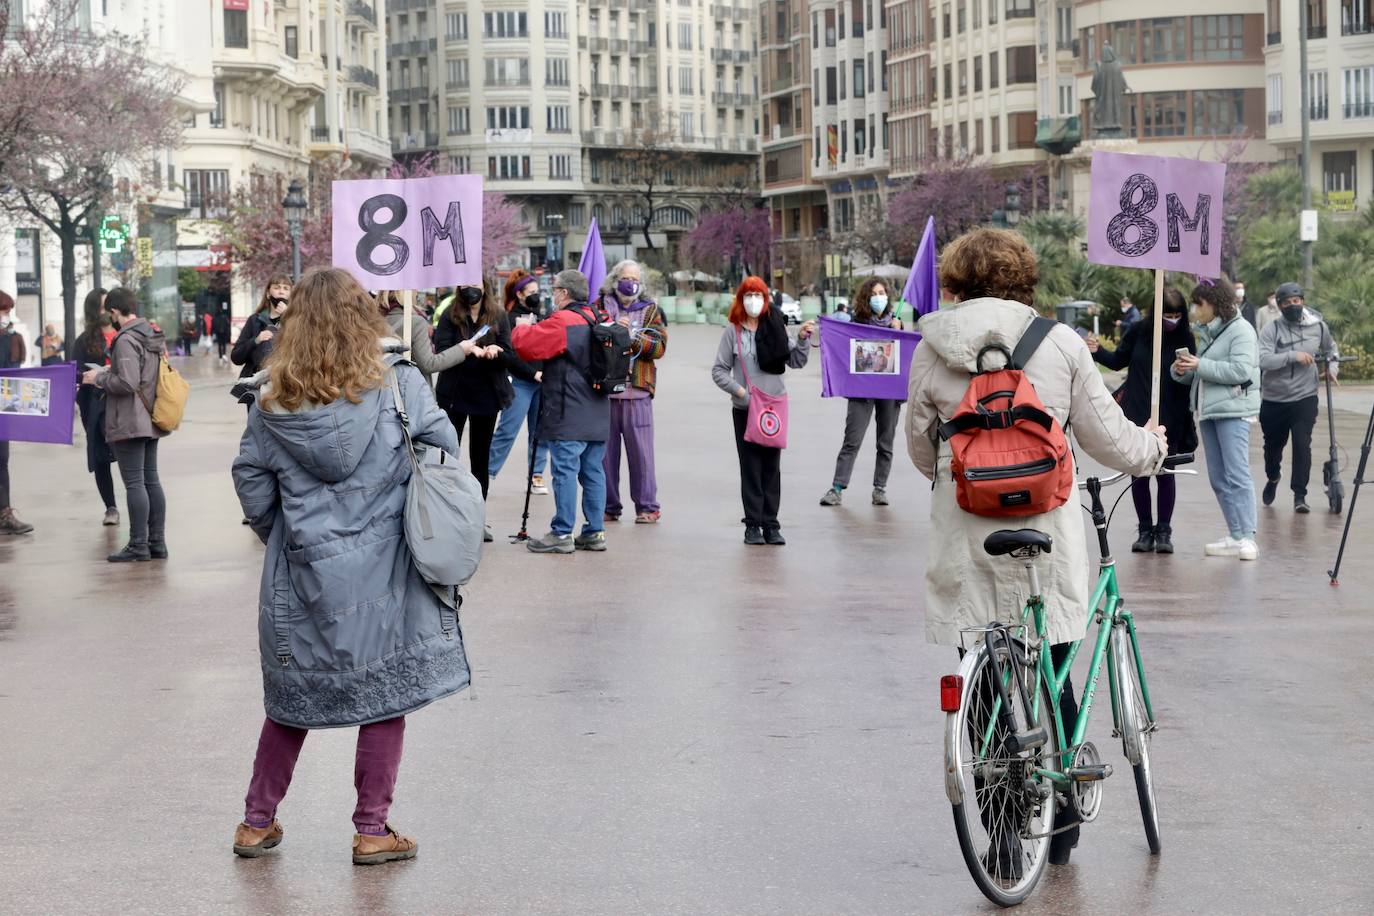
[1111,625,1161,854]
[946,639,1060,907]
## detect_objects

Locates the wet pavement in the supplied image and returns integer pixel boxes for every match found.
[2,326,1373,914]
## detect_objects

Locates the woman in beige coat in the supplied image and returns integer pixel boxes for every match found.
[905,228,1167,865]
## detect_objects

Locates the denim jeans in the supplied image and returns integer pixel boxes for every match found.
[488,376,549,479]
[548,439,606,537]
[1200,417,1257,539]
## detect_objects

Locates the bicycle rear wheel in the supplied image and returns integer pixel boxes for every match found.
[1111,625,1161,854]
[947,639,1060,907]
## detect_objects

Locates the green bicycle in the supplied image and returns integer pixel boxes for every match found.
[941,454,1194,907]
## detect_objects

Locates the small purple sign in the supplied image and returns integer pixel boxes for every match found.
[1086,151,1226,278]
[0,363,77,445]
[819,316,921,400]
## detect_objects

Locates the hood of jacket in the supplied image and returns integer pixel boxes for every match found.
[244,338,406,483]
[115,317,166,356]
[916,297,1037,373]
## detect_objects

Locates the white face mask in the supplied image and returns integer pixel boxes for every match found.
[870,295,889,314]
[743,295,765,318]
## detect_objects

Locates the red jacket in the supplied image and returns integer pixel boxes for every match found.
[511,304,609,442]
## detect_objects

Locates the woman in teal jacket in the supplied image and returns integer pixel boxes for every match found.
[1170,278,1261,560]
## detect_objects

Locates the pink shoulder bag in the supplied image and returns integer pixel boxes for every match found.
[735,326,789,449]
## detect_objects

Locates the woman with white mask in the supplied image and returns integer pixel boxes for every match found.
[711,276,815,545]
[819,278,905,508]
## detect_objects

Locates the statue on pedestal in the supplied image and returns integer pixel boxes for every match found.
[1091,43,1131,139]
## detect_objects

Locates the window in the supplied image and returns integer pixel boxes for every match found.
[1109,21,1137,64]
[1346,0,1374,36]
[679,66,693,95]
[1058,78,1075,116]
[840,121,847,162]
[1056,5,1073,48]
[211,81,225,128]
[1310,69,1329,120]
[184,169,229,219]
[856,118,866,155]
[975,118,984,154]
[545,10,567,38]
[1268,0,1282,42]
[224,8,248,48]
[1144,18,1186,63]
[958,59,966,95]
[989,0,998,25]
[1267,73,1283,125]
[1193,89,1244,135]
[284,25,297,59]
[680,111,694,138]
[547,105,570,132]
[450,154,472,173]
[1142,91,1187,137]
[447,58,469,88]
[485,58,530,86]
[840,64,846,100]
[446,13,468,40]
[974,56,983,92]
[484,11,527,39]
[485,105,530,129]
[989,50,999,89]
[943,63,951,99]
[547,57,569,86]
[826,67,837,103]
[1323,151,1357,195]
[1006,0,1033,19]
[487,155,531,179]
[1192,15,1245,60]
[942,3,950,37]
[1344,66,1374,117]
[868,52,874,94]
[447,106,470,135]
[1309,0,1328,38]
[1009,111,1037,148]
[825,8,836,45]
[1006,46,1035,85]
[549,155,572,179]
[990,116,1000,152]
[854,60,865,98]
[679,23,692,49]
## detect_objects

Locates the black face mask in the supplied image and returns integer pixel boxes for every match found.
[1283,305,1305,323]
[459,287,484,307]
[269,296,288,309]
[524,292,542,311]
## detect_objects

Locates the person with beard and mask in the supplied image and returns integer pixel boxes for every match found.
[1257,281,1340,514]
[594,259,668,524]
[819,277,904,509]
[488,271,553,494]
[433,284,511,530]
[1090,286,1199,552]
[712,276,815,546]
[82,287,169,562]
[233,276,291,381]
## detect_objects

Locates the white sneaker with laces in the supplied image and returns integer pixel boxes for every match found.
[1204,536,1242,557]
[1237,538,1259,561]
[531,474,550,496]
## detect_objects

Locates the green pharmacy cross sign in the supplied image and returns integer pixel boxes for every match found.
[97,215,129,255]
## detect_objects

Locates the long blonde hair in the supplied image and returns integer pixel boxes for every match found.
[260,268,391,413]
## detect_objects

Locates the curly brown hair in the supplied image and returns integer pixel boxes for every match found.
[260,268,391,413]
[1189,277,1237,321]
[850,277,891,324]
[938,228,1038,306]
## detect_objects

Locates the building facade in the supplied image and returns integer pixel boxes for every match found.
[1264,0,1374,212]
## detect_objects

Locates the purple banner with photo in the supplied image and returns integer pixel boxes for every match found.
[819,316,922,400]
[0,363,78,445]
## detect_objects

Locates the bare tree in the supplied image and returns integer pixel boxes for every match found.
[614,105,696,253]
[0,1,184,353]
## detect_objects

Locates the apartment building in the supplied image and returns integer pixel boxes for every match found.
[1265,0,1374,211]
[311,0,393,174]
[762,0,827,293]
[809,0,892,248]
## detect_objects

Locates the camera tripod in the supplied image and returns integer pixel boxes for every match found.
[1327,396,1374,586]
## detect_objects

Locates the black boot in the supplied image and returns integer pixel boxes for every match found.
[1152,524,1173,554]
[764,527,786,546]
[1131,524,1155,553]
[107,544,151,563]
[743,526,765,546]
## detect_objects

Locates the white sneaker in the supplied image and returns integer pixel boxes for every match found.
[531,474,550,496]
[1237,538,1259,561]
[1204,536,1242,557]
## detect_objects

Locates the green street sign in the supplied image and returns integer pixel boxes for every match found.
[97,214,129,255]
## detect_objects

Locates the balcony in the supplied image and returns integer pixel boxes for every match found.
[712,91,756,107]
[486,77,531,88]
[388,38,437,57]
[346,0,377,29]
[1344,101,1374,118]
[346,126,392,164]
[390,86,432,102]
[389,0,428,11]
[611,85,629,99]
[585,37,608,52]
[711,48,750,63]
[630,84,659,100]
[1006,5,1035,20]
[346,65,379,90]
[1267,30,1282,45]
[1311,101,1330,121]
[310,126,342,143]
[610,39,628,54]
[1344,19,1374,36]
[1268,111,1282,125]
[394,131,440,150]
[1309,25,1328,39]
[590,83,610,98]
[629,40,652,55]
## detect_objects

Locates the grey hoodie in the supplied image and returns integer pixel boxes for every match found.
[232,350,469,728]
[1257,307,1338,403]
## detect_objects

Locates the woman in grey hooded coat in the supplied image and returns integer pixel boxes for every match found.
[230,268,469,866]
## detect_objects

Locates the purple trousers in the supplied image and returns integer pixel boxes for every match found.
[243,716,405,836]
[605,396,659,516]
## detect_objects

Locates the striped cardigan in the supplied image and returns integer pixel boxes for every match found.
[599,295,669,397]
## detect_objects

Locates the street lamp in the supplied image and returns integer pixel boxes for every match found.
[282,178,307,282]
[1004,183,1022,227]
[1224,214,1240,279]
[733,232,743,285]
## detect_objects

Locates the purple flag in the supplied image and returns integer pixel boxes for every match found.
[902,216,940,317]
[819,316,923,400]
[0,363,78,445]
[578,218,607,302]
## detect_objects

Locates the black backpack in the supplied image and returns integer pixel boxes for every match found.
[573,306,633,396]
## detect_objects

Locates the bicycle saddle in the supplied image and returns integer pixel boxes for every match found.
[983,528,1053,556]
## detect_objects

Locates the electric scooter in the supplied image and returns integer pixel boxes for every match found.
[1316,354,1358,515]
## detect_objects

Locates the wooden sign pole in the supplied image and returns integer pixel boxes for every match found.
[1149,268,1164,427]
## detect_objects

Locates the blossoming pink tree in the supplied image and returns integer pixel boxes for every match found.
[681,206,772,282]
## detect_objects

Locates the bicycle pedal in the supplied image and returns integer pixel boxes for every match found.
[1067,764,1113,782]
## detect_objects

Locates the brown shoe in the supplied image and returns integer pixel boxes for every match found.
[352,824,418,865]
[232,819,283,858]
[0,507,34,536]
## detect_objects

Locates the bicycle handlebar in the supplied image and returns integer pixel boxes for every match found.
[1076,453,1196,491]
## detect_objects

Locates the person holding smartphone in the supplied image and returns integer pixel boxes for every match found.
[1088,286,1197,553]
[433,284,510,519]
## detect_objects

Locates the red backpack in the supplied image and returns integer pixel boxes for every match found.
[938,317,1072,517]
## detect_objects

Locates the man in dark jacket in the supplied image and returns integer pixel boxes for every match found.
[511,269,611,554]
[0,290,35,535]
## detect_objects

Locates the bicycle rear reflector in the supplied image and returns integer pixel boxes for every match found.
[940,675,963,712]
